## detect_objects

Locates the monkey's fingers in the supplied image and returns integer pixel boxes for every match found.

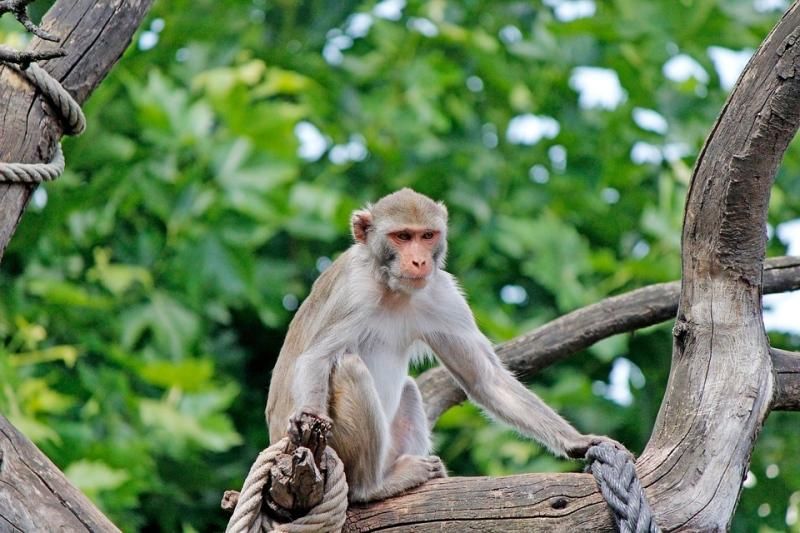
[287,408,333,450]
[584,435,634,461]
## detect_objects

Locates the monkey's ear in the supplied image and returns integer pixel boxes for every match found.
[351,210,373,243]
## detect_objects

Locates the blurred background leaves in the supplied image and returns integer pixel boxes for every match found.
[2,0,800,531]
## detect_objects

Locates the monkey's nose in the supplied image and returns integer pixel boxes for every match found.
[412,259,426,268]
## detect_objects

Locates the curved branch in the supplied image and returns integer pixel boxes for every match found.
[419,255,800,424]
[636,4,800,529]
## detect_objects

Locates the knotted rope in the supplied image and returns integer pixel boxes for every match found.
[587,442,661,533]
[225,437,349,533]
[0,62,85,183]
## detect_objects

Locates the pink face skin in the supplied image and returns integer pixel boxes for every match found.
[387,227,441,289]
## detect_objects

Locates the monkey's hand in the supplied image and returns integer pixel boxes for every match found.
[287,407,333,450]
[566,434,632,460]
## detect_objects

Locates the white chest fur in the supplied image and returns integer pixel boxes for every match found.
[355,304,419,421]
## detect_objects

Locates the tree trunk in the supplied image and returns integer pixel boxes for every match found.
[0,1,153,529]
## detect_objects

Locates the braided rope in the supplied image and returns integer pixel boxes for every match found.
[0,61,85,183]
[24,63,86,135]
[226,438,349,533]
[587,443,661,533]
[0,143,64,183]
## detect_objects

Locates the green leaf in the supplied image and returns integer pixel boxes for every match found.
[137,358,215,391]
[140,398,242,453]
[65,460,130,496]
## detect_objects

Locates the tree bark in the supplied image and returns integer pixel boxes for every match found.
[0,0,153,529]
[420,255,800,424]
[772,348,800,411]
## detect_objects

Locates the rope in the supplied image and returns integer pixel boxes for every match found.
[0,61,85,183]
[226,438,349,533]
[587,443,661,533]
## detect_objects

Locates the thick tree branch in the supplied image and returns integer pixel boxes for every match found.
[344,473,616,532]
[419,255,800,424]
[0,415,120,531]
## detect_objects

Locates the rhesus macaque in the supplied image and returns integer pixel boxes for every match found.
[267,188,619,503]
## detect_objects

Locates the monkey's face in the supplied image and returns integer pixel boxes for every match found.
[382,227,442,291]
[350,188,449,293]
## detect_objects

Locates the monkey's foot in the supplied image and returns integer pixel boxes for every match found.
[396,454,447,481]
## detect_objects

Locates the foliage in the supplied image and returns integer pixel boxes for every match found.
[1,0,800,531]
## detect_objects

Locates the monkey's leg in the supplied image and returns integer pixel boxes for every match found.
[388,377,431,461]
[328,353,388,498]
[329,355,444,503]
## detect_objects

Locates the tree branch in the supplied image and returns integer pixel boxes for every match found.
[636,4,800,529]
[0,45,65,67]
[0,414,120,531]
[419,255,800,424]
[344,473,616,532]
[0,0,59,41]
[773,348,800,411]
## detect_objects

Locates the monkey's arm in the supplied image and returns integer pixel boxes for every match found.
[424,328,602,458]
[291,338,345,418]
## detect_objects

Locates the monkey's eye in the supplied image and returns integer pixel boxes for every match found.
[422,231,435,240]
[396,232,412,241]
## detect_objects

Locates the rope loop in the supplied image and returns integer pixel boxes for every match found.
[225,438,349,533]
[587,443,661,533]
[0,60,86,183]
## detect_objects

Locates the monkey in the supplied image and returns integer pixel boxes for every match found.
[266,188,621,503]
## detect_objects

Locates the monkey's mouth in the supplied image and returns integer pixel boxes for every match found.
[399,275,429,288]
